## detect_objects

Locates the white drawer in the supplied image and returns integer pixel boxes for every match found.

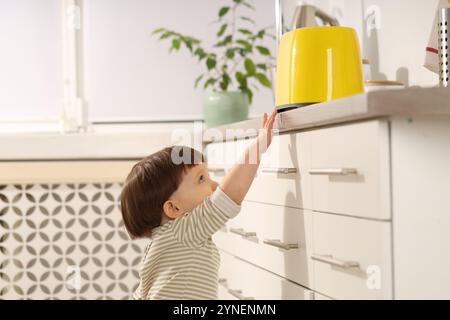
[206,133,312,210]
[218,251,239,300]
[247,133,312,209]
[214,226,236,256]
[214,201,313,288]
[218,251,313,300]
[311,212,393,300]
[309,120,391,220]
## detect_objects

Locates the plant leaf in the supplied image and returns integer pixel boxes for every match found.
[256,46,270,56]
[159,31,172,40]
[180,37,193,52]
[241,2,255,10]
[256,63,268,71]
[226,48,235,59]
[257,29,266,39]
[204,78,216,89]
[241,87,253,105]
[206,57,217,70]
[220,73,231,91]
[187,36,201,45]
[219,6,230,18]
[238,28,252,36]
[236,39,252,52]
[172,38,180,50]
[217,24,228,37]
[235,72,247,86]
[194,75,204,88]
[194,48,207,60]
[244,58,256,76]
[239,16,255,24]
[216,35,233,47]
[152,28,165,35]
[255,73,272,88]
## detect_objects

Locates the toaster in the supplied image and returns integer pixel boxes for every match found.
[275,26,364,112]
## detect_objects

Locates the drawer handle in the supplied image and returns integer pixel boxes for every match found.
[208,167,226,174]
[218,278,227,287]
[230,228,257,238]
[262,167,298,174]
[308,168,358,176]
[263,239,299,250]
[227,289,255,300]
[311,254,360,269]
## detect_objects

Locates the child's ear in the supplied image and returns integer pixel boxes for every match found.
[163,200,180,220]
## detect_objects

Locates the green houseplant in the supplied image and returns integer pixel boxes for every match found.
[152,0,275,127]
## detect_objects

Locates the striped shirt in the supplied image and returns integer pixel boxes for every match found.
[132,187,241,300]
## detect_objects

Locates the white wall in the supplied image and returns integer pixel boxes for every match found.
[361,0,440,87]
[282,0,440,88]
[0,0,63,122]
[0,0,442,123]
[83,0,276,121]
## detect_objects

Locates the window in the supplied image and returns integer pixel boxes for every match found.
[0,0,63,121]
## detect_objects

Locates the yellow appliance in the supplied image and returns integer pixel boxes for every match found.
[275,26,364,112]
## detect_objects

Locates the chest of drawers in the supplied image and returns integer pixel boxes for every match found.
[207,115,450,300]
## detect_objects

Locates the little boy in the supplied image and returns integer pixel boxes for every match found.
[120,111,277,300]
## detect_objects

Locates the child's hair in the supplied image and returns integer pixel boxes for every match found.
[120,146,204,239]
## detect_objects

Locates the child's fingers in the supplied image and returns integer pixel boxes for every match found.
[263,111,274,129]
[268,116,275,131]
[262,113,268,127]
[267,110,277,130]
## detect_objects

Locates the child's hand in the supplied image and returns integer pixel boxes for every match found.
[220,109,278,205]
[257,110,277,155]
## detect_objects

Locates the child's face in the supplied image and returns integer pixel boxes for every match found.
[167,163,219,218]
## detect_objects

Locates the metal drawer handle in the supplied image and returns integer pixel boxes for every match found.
[208,167,226,174]
[263,239,299,250]
[227,289,255,300]
[262,167,298,174]
[308,168,358,176]
[218,278,227,287]
[311,254,360,269]
[230,228,257,238]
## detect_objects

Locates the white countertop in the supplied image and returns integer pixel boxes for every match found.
[205,87,450,142]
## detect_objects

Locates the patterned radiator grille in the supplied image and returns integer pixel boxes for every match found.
[0,183,146,300]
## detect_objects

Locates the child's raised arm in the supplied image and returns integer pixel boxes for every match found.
[219,110,277,205]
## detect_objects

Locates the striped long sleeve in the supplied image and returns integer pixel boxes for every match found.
[132,187,241,300]
[171,187,241,248]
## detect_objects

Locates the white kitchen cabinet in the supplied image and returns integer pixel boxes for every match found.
[206,112,450,300]
[312,212,392,300]
[214,201,314,288]
[247,132,312,210]
[218,251,313,300]
[309,120,391,220]
[390,115,450,299]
